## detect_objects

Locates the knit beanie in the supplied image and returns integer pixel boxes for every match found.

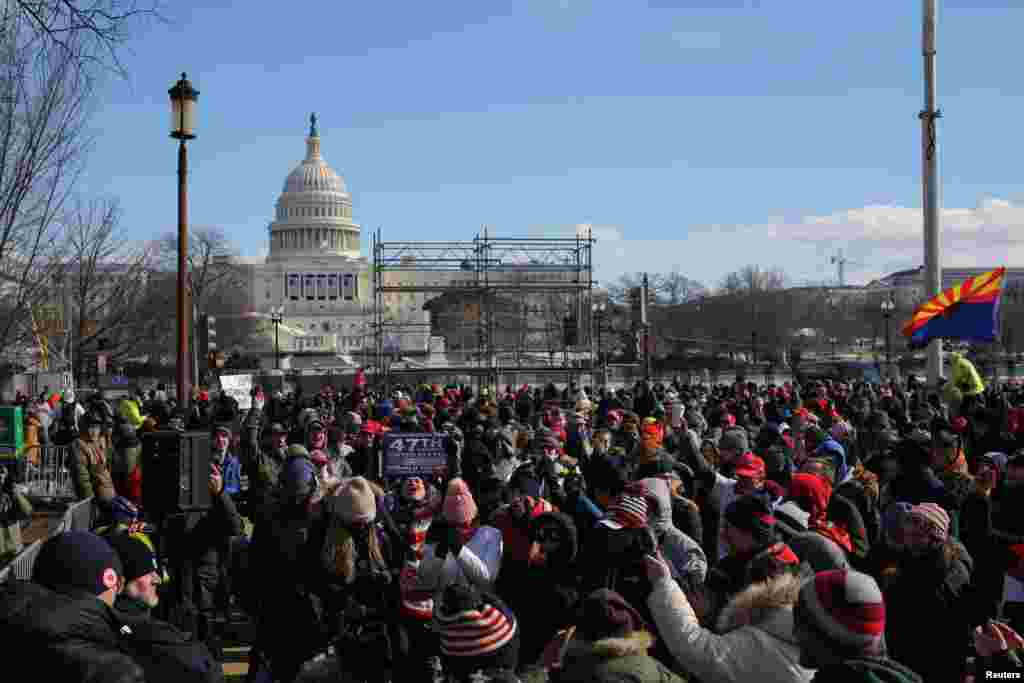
[443,478,479,526]
[719,428,749,453]
[106,532,159,582]
[606,492,648,529]
[882,502,914,549]
[577,589,648,642]
[336,476,377,524]
[797,569,886,657]
[436,584,517,658]
[34,531,123,596]
[281,455,316,500]
[909,503,950,543]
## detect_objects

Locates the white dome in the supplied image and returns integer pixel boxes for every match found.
[267,113,361,261]
[283,161,347,194]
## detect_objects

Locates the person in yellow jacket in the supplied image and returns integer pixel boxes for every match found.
[119,392,145,430]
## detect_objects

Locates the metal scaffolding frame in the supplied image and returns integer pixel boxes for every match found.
[372,226,595,389]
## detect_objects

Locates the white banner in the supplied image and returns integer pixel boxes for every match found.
[219,374,253,411]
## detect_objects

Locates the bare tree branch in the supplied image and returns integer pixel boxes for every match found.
[157,225,245,314]
[14,0,163,77]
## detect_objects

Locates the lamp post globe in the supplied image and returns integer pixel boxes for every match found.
[169,73,199,140]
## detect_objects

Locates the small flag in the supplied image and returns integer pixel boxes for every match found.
[902,267,1005,348]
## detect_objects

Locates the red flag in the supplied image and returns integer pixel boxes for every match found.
[354,368,367,389]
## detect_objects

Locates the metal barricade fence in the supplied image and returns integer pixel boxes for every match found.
[0,539,43,584]
[63,497,95,532]
[23,444,75,502]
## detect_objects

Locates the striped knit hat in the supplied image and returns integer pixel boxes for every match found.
[606,492,648,529]
[436,584,517,658]
[909,503,950,542]
[797,569,886,656]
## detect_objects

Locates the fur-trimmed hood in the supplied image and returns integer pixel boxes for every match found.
[563,629,654,662]
[715,571,802,645]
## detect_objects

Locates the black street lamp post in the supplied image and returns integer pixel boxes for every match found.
[592,302,607,386]
[881,296,895,379]
[270,306,284,370]
[169,73,199,408]
[829,336,839,361]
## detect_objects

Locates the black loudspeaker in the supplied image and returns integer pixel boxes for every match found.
[141,430,212,517]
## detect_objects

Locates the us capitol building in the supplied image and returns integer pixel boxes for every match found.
[240,114,429,370]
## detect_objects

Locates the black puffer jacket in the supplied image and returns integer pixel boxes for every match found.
[116,596,223,683]
[884,540,974,683]
[0,580,145,683]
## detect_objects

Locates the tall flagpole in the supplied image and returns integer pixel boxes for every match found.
[921,0,943,387]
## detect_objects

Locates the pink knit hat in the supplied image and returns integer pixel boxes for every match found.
[910,503,949,542]
[443,478,478,526]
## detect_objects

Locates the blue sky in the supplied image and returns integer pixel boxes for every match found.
[81,0,1024,290]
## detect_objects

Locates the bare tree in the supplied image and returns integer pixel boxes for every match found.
[63,196,155,379]
[653,269,706,304]
[14,0,160,75]
[157,226,244,315]
[0,2,155,371]
[605,272,643,303]
[0,13,92,357]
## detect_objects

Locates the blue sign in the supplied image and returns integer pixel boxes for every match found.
[382,432,448,477]
[111,375,129,386]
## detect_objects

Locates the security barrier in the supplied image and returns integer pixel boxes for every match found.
[62,496,95,533]
[0,539,43,584]
[0,496,94,585]
[23,445,74,502]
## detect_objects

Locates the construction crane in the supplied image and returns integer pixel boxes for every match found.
[830,249,865,287]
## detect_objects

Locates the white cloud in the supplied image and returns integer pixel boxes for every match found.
[765,196,1024,273]
[591,196,1024,288]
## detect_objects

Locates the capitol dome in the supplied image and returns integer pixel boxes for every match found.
[267,113,361,261]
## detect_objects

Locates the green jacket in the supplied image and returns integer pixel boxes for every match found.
[0,490,32,559]
[524,630,687,683]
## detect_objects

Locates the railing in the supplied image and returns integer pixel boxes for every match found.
[23,445,75,502]
[0,539,43,584]
[0,496,94,585]
[61,497,95,533]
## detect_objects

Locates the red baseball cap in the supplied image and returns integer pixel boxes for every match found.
[734,452,766,479]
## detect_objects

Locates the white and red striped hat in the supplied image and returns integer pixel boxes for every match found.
[436,585,517,658]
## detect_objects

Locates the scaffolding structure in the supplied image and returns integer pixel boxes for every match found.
[372,226,596,389]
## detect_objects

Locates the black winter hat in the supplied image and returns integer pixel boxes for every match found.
[34,531,123,596]
[105,532,159,582]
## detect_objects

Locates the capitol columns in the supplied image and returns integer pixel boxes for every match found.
[169,73,199,407]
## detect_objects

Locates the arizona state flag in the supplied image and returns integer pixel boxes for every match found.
[902,267,1005,348]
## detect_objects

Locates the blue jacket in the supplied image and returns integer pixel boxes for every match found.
[212,451,242,497]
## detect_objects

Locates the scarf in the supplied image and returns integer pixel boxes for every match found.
[789,473,852,553]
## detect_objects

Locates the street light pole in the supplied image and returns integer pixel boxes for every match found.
[169,73,199,409]
[830,336,838,361]
[921,0,943,387]
[271,306,283,370]
[881,297,895,378]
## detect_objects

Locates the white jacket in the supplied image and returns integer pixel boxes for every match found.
[648,572,813,683]
[411,525,503,601]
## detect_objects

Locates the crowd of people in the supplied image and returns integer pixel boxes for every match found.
[4,361,1024,682]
